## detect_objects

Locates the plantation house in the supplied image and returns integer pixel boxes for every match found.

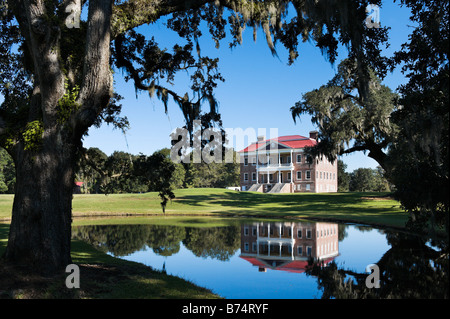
[239,221,339,273]
[238,132,337,193]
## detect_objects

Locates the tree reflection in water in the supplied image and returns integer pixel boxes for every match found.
[72,224,240,260]
[305,231,448,298]
[72,222,448,298]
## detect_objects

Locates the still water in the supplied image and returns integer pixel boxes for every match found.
[72,218,448,298]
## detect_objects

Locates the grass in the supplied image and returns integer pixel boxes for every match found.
[1,188,407,228]
[0,188,408,299]
[0,223,220,299]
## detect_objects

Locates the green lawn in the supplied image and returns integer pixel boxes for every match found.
[1,188,408,228]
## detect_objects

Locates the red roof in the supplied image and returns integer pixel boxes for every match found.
[239,256,309,273]
[240,256,336,274]
[238,135,317,152]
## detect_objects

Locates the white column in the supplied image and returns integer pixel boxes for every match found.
[256,151,259,184]
[291,224,294,259]
[256,224,260,255]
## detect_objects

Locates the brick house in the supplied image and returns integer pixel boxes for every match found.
[238,132,338,193]
[239,221,339,273]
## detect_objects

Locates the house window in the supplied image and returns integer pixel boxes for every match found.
[244,242,249,252]
[252,227,257,236]
[320,171,322,179]
[251,157,256,165]
[297,184,301,191]
[306,229,312,239]
[244,173,249,181]
[297,246,303,256]
[287,172,291,181]
[287,156,291,164]
[244,157,248,166]
[252,172,256,181]
[269,174,273,182]
[244,227,249,236]
[306,184,311,191]
[306,170,311,179]
[252,242,257,252]
[306,246,312,257]
[296,154,302,163]
[297,229,302,238]
[296,171,302,180]
[306,155,312,164]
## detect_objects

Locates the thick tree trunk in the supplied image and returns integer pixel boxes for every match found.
[1,0,114,275]
[4,135,77,275]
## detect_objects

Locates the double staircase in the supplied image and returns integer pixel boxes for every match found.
[247,183,290,193]
[268,183,290,193]
[248,184,263,192]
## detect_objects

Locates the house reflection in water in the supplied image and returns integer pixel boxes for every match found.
[240,222,339,273]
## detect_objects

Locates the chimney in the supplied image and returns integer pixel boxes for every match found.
[257,135,265,142]
[309,131,319,140]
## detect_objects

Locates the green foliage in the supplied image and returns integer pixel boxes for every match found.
[57,84,80,125]
[349,167,390,192]
[337,159,350,192]
[291,58,398,167]
[0,147,15,193]
[387,0,449,233]
[22,120,44,151]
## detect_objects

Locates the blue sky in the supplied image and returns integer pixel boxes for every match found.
[2,1,413,173]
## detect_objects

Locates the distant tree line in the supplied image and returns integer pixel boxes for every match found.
[74,147,240,195]
[337,159,391,193]
[0,148,15,193]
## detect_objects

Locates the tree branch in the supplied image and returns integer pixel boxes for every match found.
[111,0,213,38]
[73,0,114,136]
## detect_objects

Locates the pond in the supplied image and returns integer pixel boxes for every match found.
[72,218,448,299]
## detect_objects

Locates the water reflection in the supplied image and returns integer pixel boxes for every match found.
[72,224,240,260]
[307,231,449,298]
[239,222,339,273]
[72,220,448,298]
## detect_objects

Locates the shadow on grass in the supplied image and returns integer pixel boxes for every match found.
[0,224,9,256]
[174,191,406,227]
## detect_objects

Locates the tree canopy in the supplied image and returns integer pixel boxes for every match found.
[291,58,398,171]
[290,0,448,234]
